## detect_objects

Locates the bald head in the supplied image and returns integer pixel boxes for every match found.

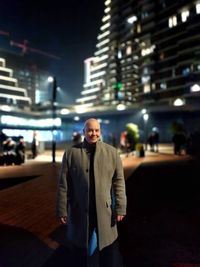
[84,118,100,129]
[83,118,101,144]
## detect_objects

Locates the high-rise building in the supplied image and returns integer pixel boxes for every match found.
[0,56,31,109]
[77,0,200,112]
[0,33,60,107]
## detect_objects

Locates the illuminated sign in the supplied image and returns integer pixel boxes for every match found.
[0,115,61,128]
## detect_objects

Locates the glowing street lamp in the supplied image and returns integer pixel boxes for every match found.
[50,76,57,163]
[143,112,149,150]
[143,113,149,122]
[48,76,54,83]
[141,108,147,114]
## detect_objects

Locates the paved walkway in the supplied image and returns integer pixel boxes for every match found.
[0,144,198,267]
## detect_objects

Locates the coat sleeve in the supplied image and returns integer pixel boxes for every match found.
[56,151,68,218]
[112,151,127,216]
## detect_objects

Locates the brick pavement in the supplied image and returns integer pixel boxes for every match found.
[0,147,198,267]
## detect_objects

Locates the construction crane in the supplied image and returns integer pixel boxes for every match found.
[0,29,61,60]
[10,39,61,60]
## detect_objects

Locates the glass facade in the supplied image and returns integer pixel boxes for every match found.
[77,0,200,112]
[0,57,31,107]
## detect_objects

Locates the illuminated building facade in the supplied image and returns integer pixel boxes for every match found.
[0,57,31,108]
[0,32,60,106]
[0,38,62,143]
[1,1,200,145]
[0,49,53,106]
[77,0,200,112]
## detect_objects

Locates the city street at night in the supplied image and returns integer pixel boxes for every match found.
[1,0,200,266]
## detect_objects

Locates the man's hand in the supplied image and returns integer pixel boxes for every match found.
[59,216,68,224]
[117,215,125,222]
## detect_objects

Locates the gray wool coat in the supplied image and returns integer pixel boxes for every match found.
[56,140,127,251]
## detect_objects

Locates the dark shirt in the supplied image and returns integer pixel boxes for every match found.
[84,140,97,237]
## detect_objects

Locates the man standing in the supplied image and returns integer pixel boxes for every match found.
[56,118,126,266]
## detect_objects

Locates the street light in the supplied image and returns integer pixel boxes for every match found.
[52,76,57,163]
[143,112,149,150]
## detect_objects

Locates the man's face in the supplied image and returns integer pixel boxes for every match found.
[84,120,101,144]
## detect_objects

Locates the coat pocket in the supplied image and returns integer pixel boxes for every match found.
[106,199,112,208]
[106,199,117,227]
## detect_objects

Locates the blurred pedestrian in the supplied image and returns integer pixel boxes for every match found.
[172,132,186,155]
[153,131,159,152]
[120,131,128,154]
[72,131,82,145]
[2,137,16,165]
[56,118,126,267]
[3,137,16,153]
[15,137,26,164]
[147,133,154,152]
[0,131,7,154]
[31,131,39,158]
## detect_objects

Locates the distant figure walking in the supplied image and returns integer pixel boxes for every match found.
[31,131,39,158]
[15,137,26,164]
[147,133,154,152]
[147,131,159,152]
[153,131,159,152]
[172,132,186,155]
[72,131,82,145]
[0,131,7,153]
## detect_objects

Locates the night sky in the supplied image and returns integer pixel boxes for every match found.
[0,0,104,104]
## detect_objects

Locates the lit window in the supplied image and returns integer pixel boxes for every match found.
[160,82,167,90]
[144,84,150,93]
[104,93,110,100]
[126,46,132,55]
[127,15,137,24]
[169,16,177,28]
[137,24,141,33]
[126,82,132,86]
[152,83,156,90]
[173,16,177,26]
[117,91,125,99]
[141,45,156,56]
[196,3,200,14]
[181,10,189,22]
[169,17,173,27]
[182,67,190,76]
[141,76,150,84]
[118,50,122,59]
[105,7,111,13]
